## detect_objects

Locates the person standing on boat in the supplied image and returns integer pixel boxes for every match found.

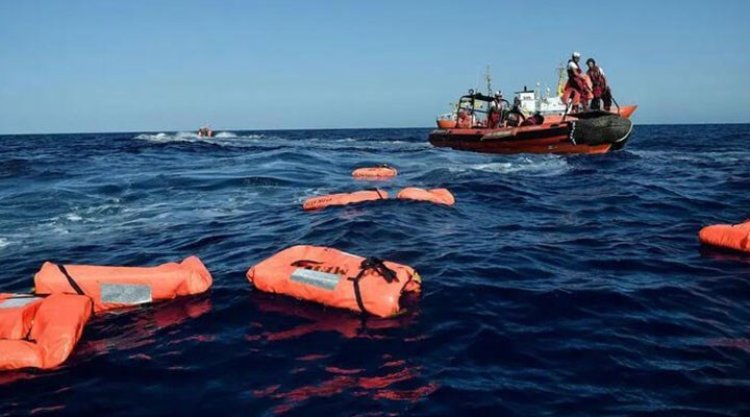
[562,52,592,111]
[586,58,612,111]
[488,91,505,128]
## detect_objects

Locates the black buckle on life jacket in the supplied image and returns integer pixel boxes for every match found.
[347,257,398,315]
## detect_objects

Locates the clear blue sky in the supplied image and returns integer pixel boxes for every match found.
[1,0,748,133]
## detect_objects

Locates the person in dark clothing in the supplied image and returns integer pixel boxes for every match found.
[586,58,613,111]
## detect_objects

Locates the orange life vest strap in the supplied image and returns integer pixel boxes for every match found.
[56,264,85,296]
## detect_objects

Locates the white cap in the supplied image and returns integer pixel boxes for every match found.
[572,51,581,58]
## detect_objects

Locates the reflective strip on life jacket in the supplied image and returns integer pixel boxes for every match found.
[100,283,153,305]
[246,245,421,318]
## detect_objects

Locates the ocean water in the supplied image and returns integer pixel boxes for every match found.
[1,125,749,416]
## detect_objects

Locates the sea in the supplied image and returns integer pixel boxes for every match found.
[1,125,749,416]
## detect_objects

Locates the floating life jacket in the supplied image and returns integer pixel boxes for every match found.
[699,220,750,253]
[246,245,421,318]
[0,293,92,370]
[352,166,398,179]
[33,256,213,313]
[303,189,388,211]
[397,187,455,206]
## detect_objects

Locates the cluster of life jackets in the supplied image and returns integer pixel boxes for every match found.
[303,187,454,210]
[1,164,453,371]
[1,257,212,370]
[303,166,455,210]
[1,243,424,372]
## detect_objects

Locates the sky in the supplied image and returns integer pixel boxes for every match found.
[1,0,749,133]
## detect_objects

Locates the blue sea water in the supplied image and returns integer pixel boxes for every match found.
[1,125,749,416]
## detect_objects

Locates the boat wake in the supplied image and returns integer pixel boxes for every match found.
[134,131,243,143]
[449,156,570,176]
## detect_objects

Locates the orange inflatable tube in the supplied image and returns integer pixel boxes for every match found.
[0,293,92,370]
[246,245,421,318]
[397,187,455,206]
[352,166,398,179]
[303,189,388,211]
[699,220,750,253]
[33,256,213,313]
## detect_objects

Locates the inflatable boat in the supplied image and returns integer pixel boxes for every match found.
[429,108,633,155]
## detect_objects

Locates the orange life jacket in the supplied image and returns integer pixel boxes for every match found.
[303,189,388,211]
[246,245,421,318]
[587,66,608,97]
[396,187,455,206]
[0,293,92,370]
[33,256,213,313]
[352,166,398,179]
[699,220,750,253]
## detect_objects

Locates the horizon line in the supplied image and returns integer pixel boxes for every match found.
[1,121,749,136]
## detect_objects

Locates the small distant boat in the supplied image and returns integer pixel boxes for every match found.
[197,127,214,138]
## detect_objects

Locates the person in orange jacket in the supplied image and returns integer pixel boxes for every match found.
[562,52,592,111]
[586,58,612,111]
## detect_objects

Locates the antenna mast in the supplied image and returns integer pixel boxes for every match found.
[485,65,492,95]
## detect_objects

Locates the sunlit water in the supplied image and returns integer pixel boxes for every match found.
[1,125,749,416]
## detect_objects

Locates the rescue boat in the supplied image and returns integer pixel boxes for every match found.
[197,127,214,138]
[431,64,637,154]
[429,92,634,155]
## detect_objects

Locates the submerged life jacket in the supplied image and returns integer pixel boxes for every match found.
[396,187,455,206]
[246,245,421,318]
[0,293,92,370]
[699,220,750,253]
[33,256,213,313]
[352,166,398,179]
[303,189,388,211]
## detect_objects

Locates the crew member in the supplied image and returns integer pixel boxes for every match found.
[562,52,592,111]
[586,58,612,111]
[488,91,505,128]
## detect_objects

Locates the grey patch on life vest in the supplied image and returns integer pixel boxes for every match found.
[100,283,152,305]
[290,268,342,290]
[0,296,42,309]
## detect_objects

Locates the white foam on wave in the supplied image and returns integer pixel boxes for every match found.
[0,238,10,249]
[133,131,268,144]
[65,213,83,222]
[632,149,747,165]
[450,156,570,176]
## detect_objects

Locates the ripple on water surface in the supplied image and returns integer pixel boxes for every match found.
[0,126,749,416]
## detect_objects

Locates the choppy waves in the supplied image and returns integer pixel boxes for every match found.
[1,125,750,416]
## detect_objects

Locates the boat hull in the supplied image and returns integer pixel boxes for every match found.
[429,114,633,155]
